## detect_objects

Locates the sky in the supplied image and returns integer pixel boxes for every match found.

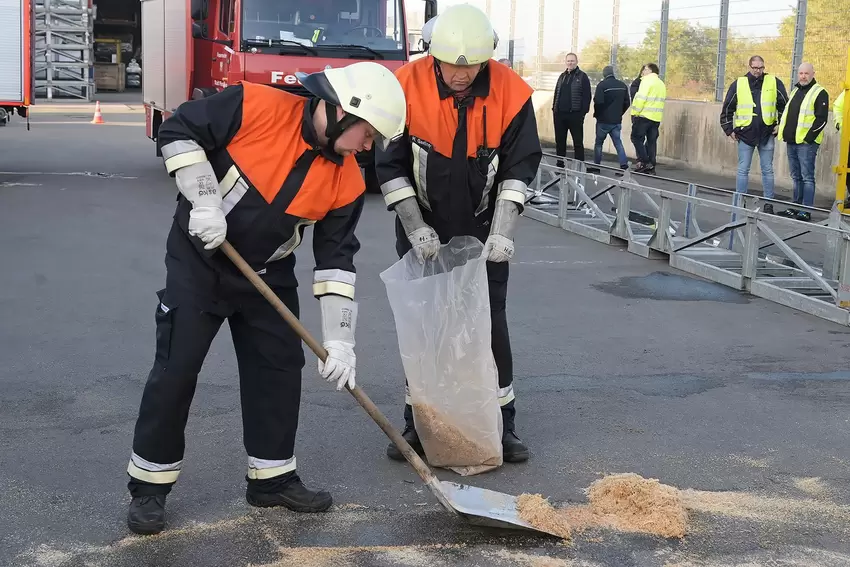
[403,0,796,60]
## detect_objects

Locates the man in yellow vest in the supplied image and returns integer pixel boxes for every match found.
[720,55,789,214]
[777,62,830,221]
[836,90,848,196]
[629,63,667,174]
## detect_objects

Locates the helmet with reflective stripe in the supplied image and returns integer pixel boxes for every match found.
[296,61,407,150]
[428,4,497,66]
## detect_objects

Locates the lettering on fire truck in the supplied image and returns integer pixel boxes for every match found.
[270,72,301,85]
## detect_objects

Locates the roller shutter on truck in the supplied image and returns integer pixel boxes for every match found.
[0,0,27,103]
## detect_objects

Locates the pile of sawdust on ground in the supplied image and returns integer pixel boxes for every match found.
[518,473,688,540]
[255,543,466,567]
[586,473,687,538]
[516,494,573,539]
[412,404,501,473]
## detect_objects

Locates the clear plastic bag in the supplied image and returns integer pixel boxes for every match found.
[380,235,503,476]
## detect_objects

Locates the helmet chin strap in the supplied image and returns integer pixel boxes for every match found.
[324,102,362,153]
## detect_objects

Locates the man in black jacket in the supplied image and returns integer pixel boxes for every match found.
[720,55,789,214]
[552,53,592,167]
[592,65,631,171]
[776,62,829,221]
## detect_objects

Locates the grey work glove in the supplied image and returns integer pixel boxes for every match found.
[395,196,440,263]
[174,161,227,250]
[484,198,520,263]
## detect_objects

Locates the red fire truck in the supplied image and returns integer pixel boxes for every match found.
[0,0,34,127]
[141,0,436,191]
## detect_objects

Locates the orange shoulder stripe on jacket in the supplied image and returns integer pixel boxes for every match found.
[401,56,535,158]
[226,82,308,204]
[285,154,365,219]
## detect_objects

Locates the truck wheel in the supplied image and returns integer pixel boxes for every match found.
[0,108,8,126]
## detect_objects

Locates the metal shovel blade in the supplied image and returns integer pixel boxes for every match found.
[439,481,560,536]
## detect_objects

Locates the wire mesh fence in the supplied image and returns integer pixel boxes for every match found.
[464,0,850,103]
[802,0,850,102]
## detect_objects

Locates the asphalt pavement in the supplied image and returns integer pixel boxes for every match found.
[3,105,850,566]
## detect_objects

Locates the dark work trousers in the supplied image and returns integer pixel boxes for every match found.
[554,111,586,165]
[631,116,660,166]
[402,261,516,431]
[128,227,306,497]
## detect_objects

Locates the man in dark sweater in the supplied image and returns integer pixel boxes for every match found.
[720,55,789,215]
[552,53,592,167]
[592,65,631,170]
[776,62,829,221]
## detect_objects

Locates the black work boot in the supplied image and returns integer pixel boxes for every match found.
[246,473,333,513]
[501,404,529,463]
[387,424,425,461]
[502,429,530,463]
[127,494,167,535]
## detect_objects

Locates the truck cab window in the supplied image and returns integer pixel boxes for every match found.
[219,0,234,34]
[241,0,405,57]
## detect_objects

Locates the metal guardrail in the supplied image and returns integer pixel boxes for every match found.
[523,152,850,326]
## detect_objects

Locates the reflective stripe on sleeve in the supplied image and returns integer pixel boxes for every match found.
[497,179,527,205]
[313,269,356,299]
[381,177,417,208]
[161,140,208,174]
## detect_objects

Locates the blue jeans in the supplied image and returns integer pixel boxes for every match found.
[594,123,628,167]
[736,137,775,199]
[786,143,819,207]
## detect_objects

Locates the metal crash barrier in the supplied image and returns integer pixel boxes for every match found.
[524,152,850,326]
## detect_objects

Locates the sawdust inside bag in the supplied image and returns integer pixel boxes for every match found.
[381,236,503,476]
[517,473,688,540]
[412,404,502,474]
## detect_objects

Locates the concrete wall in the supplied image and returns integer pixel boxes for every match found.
[531,91,844,199]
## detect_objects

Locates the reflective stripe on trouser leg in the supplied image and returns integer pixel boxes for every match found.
[127,452,182,484]
[130,286,226,495]
[247,456,297,480]
[231,286,305,481]
[498,385,516,406]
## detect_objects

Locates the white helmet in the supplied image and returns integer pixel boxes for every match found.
[428,4,498,66]
[297,62,407,151]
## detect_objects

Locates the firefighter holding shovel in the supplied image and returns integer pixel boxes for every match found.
[125,62,407,535]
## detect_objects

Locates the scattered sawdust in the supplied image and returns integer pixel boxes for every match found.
[488,549,573,566]
[517,494,573,539]
[114,515,252,547]
[518,473,687,540]
[256,544,466,567]
[729,454,771,469]
[793,477,832,499]
[681,488,850,525]
[412,404,501,474]
[335,503,368,510]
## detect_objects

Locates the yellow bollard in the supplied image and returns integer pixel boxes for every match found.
[836,47,850,212]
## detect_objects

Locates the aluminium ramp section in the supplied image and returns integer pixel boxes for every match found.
[0,0,25,103]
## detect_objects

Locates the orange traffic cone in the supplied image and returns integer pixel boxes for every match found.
[91,101,105,124]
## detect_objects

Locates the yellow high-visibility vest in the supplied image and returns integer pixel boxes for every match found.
[631,73,667,123]
[779,83,826,144]
[835,90,846,129]
[734,74,778,127]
